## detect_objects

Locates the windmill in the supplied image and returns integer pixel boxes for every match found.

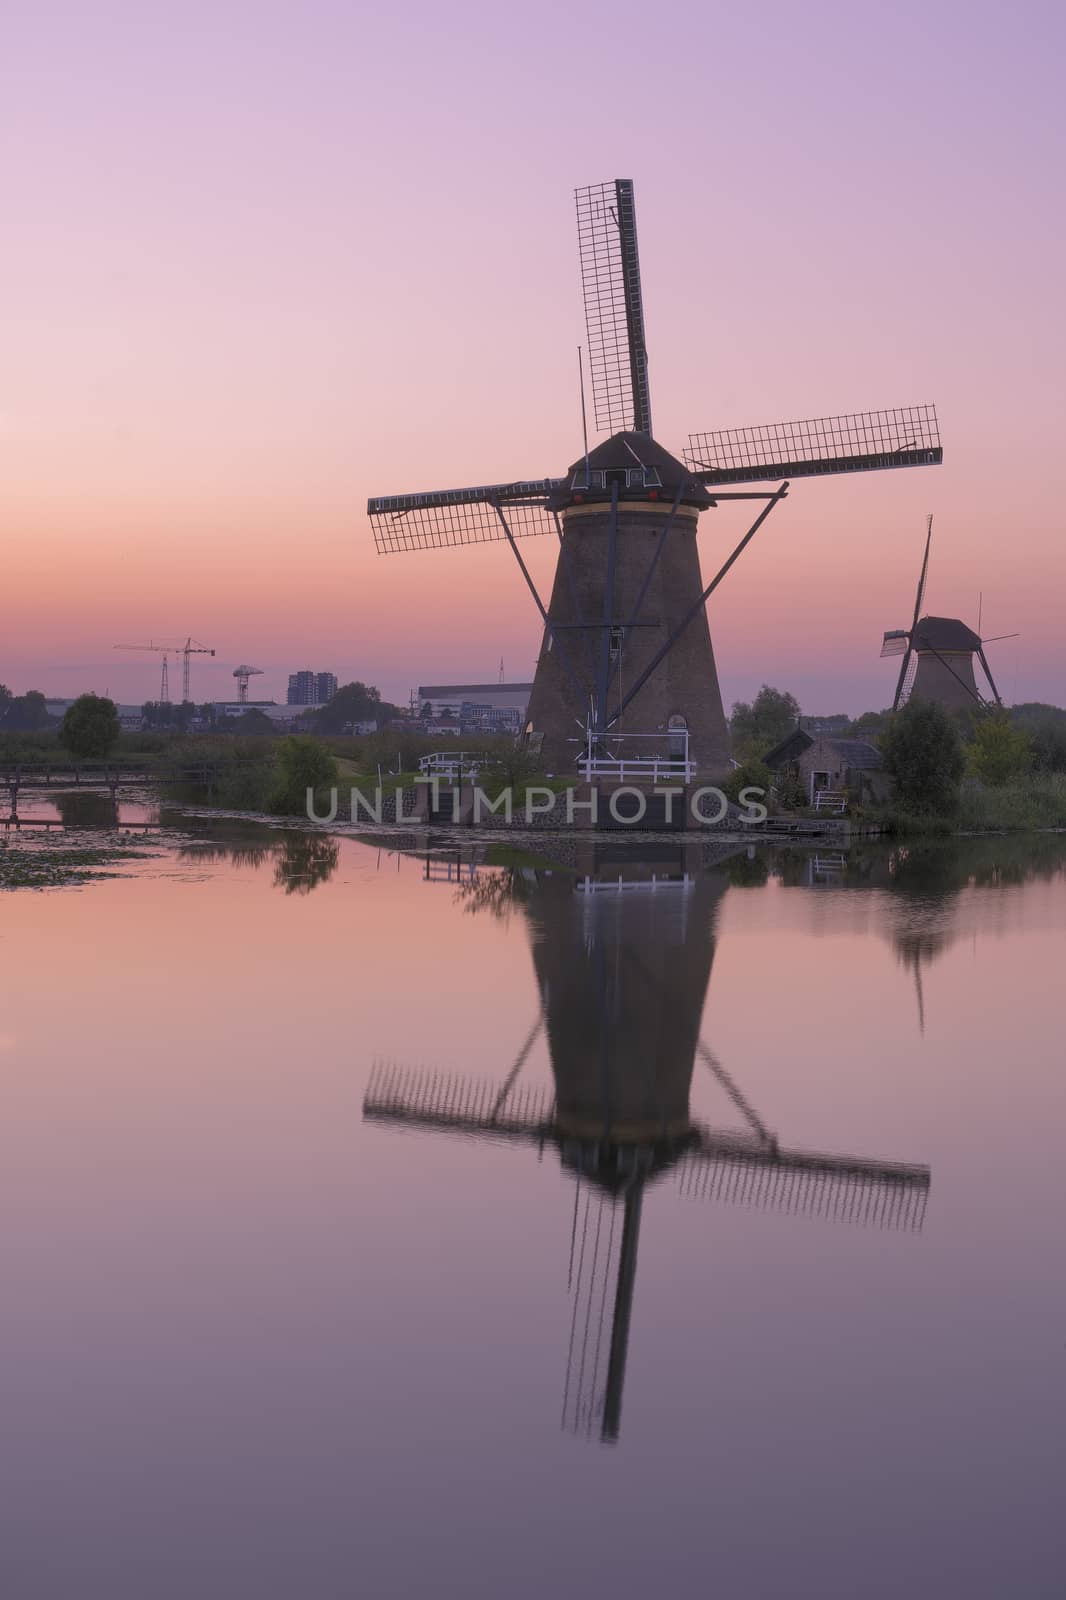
[363,845,929,1443]
[369,178,942,776]
[881,517,1018,710]
[232,664,264,704]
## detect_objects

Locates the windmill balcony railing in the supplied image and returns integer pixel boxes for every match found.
[578,731,695,785]
[578,754,697,784]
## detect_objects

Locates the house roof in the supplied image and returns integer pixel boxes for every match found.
[913,615,982,653]
[763,728,813,768]
[763,729,883,772]
[825,738,883,770]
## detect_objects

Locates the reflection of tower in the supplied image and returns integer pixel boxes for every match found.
[529,845,718,1150]
[364,844,930,1445]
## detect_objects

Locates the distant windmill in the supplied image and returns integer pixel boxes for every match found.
[233,664,264,704]
[369,178,942,777]
[881,517,1019,710]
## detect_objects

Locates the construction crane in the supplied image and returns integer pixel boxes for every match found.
[232,664,264,704]
[114,637,215,703]
[114,641,173,704]
[176,638,215,702]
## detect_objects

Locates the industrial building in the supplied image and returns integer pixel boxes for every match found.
[417,682,532,731]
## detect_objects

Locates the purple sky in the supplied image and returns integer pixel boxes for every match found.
[3,0,1064,711]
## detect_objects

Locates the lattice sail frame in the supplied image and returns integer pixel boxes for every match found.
[369,481,562,554]
[576,180,652,436]
[687,405,941,485]
[363,1062,930,1230]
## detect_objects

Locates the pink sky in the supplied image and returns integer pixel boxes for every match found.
[3,0,1064,713]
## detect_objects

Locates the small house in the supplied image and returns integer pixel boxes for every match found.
[763,729,891,806]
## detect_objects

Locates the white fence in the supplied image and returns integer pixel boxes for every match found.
[578,730,695,784]
[418,751,484,782]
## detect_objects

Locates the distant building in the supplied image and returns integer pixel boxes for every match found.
[288,671,337,706]
[799,714,852,736]
[214,701,319,727]
[418,682,533,726]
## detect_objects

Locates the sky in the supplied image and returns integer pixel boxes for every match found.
[3,0,1064,714]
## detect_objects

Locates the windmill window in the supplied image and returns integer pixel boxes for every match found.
[609,626,624,659]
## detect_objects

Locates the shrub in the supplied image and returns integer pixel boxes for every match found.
[968,713,1031,785]
[880,699,965,814]
[269,736,339,816]
[721,759,772,805]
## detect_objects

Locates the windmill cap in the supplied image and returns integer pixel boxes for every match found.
[566,431,713,507]
[914,616,982,651]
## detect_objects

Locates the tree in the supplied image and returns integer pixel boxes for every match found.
[729,685,801,758]
[313,681,381,734]
[968,713,1030,785]
[60,693,120,759]
[850,709,889,736]
[229,708,275,734]
[2,689,51,731]
[270,735,338,815]
[880,698,966,813]
[1011,703,1066,773]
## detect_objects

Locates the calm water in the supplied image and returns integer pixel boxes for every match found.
[1,822,1064,1597]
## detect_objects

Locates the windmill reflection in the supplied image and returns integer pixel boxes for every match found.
[364,842,930,1444]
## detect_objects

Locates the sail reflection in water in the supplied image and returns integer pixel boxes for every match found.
[363,842,930,1444]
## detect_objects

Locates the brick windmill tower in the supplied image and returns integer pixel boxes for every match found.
[370,179,942,776]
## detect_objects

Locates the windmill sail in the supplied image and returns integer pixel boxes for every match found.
[368,478,562,553]
[687,406,941,485]
[893,514,934,709]
[363,1061,929,1229]
[576,180,652,436]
